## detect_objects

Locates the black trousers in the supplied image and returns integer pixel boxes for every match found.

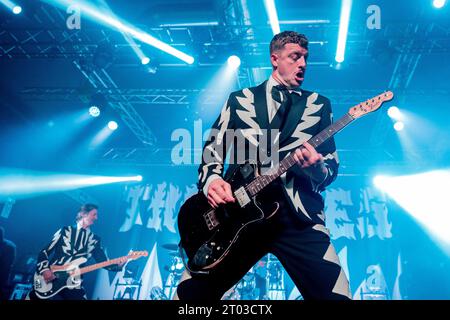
[177,197,351,301]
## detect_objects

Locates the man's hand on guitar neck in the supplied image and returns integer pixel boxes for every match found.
[205,142,327,208]
[293,142,327,183]
[207,179,235,208]
[42,269,56,283]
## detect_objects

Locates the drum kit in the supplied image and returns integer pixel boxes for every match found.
[223,254,286,300]
[161,243,184,299]
[161,244,286,300]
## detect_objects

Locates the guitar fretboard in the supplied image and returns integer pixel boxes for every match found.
[78,257,126,275]
[245,113,354,196]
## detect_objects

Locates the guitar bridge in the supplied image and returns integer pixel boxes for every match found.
[234,186,251,207]
[204,210,220,231]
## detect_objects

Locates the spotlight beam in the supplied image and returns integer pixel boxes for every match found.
[374,170,450,248]
[45,0,194,64]
[264,0,281,35]
[0,0,18,11]
[335,0,352,63]
[97,0,148,66]
[0,168,142,199]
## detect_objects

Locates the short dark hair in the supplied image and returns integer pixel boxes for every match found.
[270,31,309,54]
[76,203,98,221]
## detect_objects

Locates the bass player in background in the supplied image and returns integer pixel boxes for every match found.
[28,204,126,300]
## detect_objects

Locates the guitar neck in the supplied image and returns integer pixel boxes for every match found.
[245,112,354,196]
[78,257,124,275]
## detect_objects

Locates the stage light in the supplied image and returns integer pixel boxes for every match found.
[433,0,446,9]
[44,0,194,64]
[387,106,400,119]
[394,121,404,131]
[96,1,150,70]
[330,62,344,70]
[0,168,146,200]
[197,58,241,124]
[264,0,281,35]
[89,106,101,117]
[335,0,352,63]
[12,5,21,14]
[227,55,241,69]
[372,175,387,189]
[108,121,118,130]
[373,170,450,247]
[159,21,219,27]
[0,0,21,13]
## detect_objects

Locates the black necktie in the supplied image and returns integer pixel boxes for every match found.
[270,85,293,130]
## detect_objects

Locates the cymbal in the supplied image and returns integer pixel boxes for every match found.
[169,252,180,257]
[161,243,178,251]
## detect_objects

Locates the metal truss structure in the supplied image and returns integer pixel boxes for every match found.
[369,22,448,146]
[1,3,449,64]
[19,86,450,107]
[2,1,450,164]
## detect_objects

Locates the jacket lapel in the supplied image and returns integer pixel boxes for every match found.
[279,90,307,147]
[252,81,270,130]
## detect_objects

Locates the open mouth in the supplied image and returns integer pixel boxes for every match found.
[295,72,304,81]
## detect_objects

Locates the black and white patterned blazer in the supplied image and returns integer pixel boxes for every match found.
[198,78,339,225]
[36,224,120,274]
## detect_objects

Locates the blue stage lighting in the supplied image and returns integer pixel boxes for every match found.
[227,55,241,69]
[373,175,387,189]
[264,0,281,35]
[12,5,21,14]
[433,0,446,9]
[0,168,146,200]
[43,0,194,64]
[108,121,118,131]
[89,106,101,117]
[387,106,400,119]
[141,57,150,65]
[0,0,22,14]
[335,0,352,63]
[394,121,404,131]
[373,170,450,247]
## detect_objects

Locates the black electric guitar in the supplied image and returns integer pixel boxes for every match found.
[33,251,148,299]
[178,91,394,274]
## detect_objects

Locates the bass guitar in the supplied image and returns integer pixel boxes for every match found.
[33,250,148,299]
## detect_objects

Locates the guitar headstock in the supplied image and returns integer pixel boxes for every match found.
[349,91,394,119]
[127,250,149,260]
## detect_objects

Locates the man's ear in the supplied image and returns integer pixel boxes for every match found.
[270,53,278,68]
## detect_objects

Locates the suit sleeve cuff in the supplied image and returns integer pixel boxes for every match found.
[202,174,222,198]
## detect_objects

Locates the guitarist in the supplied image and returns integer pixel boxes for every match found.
[176,31,351,300]
[28,204,126,300]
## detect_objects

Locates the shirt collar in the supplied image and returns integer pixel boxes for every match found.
[268,75,302,96]
[76,221,89,231]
